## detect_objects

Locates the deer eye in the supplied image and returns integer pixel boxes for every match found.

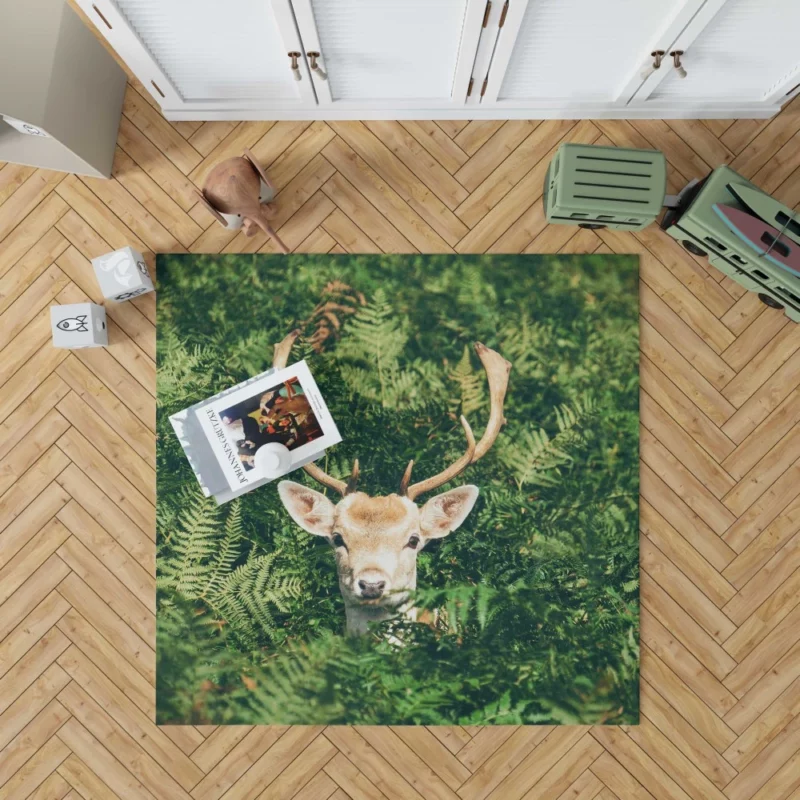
[331,533,347,549]
[406,535,420,550]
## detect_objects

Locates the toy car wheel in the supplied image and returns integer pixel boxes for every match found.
[758,293,785,310]
[682,240,707,257]
[578,223,606,230]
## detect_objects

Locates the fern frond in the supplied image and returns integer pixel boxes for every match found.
[449,345,487,417]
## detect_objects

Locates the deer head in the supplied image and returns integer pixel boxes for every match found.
[272,331,511,635]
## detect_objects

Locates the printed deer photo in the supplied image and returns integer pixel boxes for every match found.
[273,331,512,636]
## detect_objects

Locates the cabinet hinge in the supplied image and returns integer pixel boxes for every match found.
[482,0,492,27]
[467,77,474,97]
[499,0,509,27]
[480,77,488,97]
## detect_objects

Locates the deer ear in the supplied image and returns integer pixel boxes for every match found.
[277,481,336,537]
[419,485,479,540]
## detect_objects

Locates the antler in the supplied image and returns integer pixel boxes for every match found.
[401,342,511,501]
[271,329,359,496]
[303,458,360,496]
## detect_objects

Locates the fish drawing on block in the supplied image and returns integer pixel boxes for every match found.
[56,315,89,332]
[713,204,800,278]
[99,250,135,286]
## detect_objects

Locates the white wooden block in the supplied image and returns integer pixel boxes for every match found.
[91,246,154,301]
[51,303,107,348]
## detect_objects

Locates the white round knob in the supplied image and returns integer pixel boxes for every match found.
[254,443,293,478]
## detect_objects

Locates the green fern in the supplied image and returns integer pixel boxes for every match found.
[158,492,302,647]
[336,289,441,410]
[499,394,596,490]
[156,325,216,411]
[449,345,487,417]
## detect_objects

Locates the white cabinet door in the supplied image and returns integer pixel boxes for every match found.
[76,0,316,112]
[480,0,704,110]
[635,0,800,109]
[287,0,486,108]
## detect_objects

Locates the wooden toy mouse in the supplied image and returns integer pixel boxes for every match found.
[196,148,289,253]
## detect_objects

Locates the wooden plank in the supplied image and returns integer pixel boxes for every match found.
[57,681,192,800]
[122,85,201,175]
[0,627,70,721]
[640,319,735,426]
[0,263,69,344]
[640,647,737,751]
[323,134,455,252]
[641,538,736,644]
[454,121,538,192]
[262,121,335,190]
[640,680,737,790]
[455,120,575,229]
[640,356,735,462]
[111,147,203,248]
[0,228,68,316]
[722,349,800,445]
[56,573,154,683]
[454,121,506,156]
[0,170,64,243]
[57,754,120,800]
[116,115,199,211]
[363,120,469,210]
[322,173,415,253]
[57,502,155,621]
[641,501,736,609]
[0,163,36,206]
[258,734,338,800]
[188,121,238,157]
[641,571,737,682]
[0,193,69,279]
[0,733,70,800]
[55,461,154,569]
[641,391,735,500]
[0,665,70,755]
[189,727,289,800]
[322,208,381,254]
[400,121,469,174]
[457,728,552,800]
[0,698,70,788]
[56,718,158,800]
[56,646,204,791]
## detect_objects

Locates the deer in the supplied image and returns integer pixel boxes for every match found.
[272,330,512,637]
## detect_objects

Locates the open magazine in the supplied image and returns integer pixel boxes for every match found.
[170,361,341,504]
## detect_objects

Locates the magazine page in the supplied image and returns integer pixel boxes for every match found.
[194,361,342,492]
[169,367,279,498]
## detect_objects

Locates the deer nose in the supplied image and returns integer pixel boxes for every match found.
[358,579,386,599]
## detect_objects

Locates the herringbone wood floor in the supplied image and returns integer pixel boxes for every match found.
[3,53,800,800]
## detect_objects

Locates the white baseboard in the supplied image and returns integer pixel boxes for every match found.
[162,103,781,122]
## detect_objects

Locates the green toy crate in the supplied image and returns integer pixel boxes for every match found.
[661,165,800,322]
[544,143,667,231]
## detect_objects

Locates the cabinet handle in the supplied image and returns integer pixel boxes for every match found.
[288,52,302,81]
[92,4,113,29]
[670,50,687,79]
[640,50,665,80]
[307,52,327,81]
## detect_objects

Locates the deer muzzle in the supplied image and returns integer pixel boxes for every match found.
[353,569,391,601]
[357,579,386,600]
